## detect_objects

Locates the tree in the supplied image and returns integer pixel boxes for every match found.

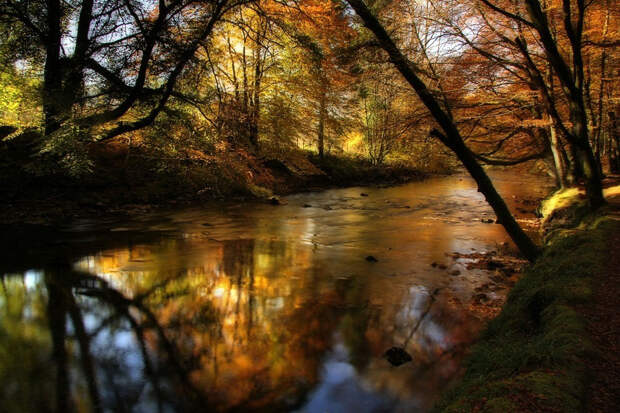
[359,74,409,165]
[388,0,564,184]
[346,0,540,261]
[200,4,274,148]
[0,0,254,149]
[474,0,606,207]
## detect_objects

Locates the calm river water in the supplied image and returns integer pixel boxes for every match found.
[0,171,552,412]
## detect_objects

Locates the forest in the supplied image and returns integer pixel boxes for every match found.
[0,0,619,412]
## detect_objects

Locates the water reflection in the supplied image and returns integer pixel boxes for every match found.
[0,172,552,412]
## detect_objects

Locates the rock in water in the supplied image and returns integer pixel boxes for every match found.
[269,197,287,205]
[487,260,504,270]
[366,255,378,262]
[384,347,412,366]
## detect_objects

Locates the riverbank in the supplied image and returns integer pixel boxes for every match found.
[0,140,427,225]
[434,181,620,412]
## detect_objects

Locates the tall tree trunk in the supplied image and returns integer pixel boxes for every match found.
[595,2,610,174]
[242,41,248,113]
[249,47,261,149]
[610,111,620,173]
[566,140,580,182]
[346,0,540,261]
[548,117,568,187]
[317,86,327,158]
[533,101,567,187]
[572,102,605,206]
[65,0,94,108]
[542,64,574,185]
[43,0,63,137]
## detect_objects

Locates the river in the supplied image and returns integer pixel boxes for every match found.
[0,171,552,412]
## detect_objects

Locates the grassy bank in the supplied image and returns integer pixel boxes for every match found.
[434,188,619,412]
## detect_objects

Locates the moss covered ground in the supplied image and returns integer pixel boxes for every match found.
[434,186,620,413]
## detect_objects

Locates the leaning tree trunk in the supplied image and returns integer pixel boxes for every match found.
[346,0,540,261]
[451,137,541,261]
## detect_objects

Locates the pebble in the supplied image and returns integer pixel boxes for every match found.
[383,347,412,366]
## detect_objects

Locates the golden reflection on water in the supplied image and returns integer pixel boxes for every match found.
[0,172,553,412]
[70,237,481,411]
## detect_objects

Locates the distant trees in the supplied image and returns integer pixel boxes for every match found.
[178,0,356,155]
[394,0,568,183]
[199,4,273,148]
[358,0,618,204]
[0,64,40,127]
[278,0,356,157]
[359,75,409,165]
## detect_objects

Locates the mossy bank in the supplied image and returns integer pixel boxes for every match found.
[434,186,620,412]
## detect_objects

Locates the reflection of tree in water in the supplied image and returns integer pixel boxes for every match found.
[336,277,374,370]
[1,266,212,413]
[353,285,484,409]
[0,237,356,412]
[0,273,56,413]
[208,240,351,411]
[222,239,256,338]
[222,239,255,279]
[0,233,486,412]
